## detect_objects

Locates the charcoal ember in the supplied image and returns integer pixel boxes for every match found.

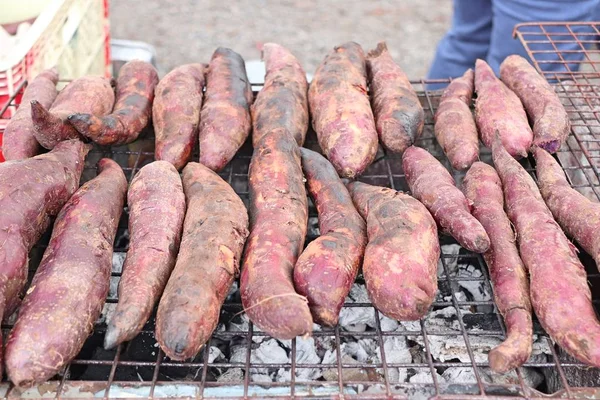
[457,263,492,302]
[439,244,462,276]
[338,284,376,332]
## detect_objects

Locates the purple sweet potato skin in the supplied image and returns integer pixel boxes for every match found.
[402,146,490,253]
[3,68,59,160]
[501,55,570,153]
[533,147,600,269]
[240,131,313,339]
[199,48,253,171]
[366,42,424,154]
[31,76,115,149]
[156,162,248,360]
[474,59,533,159]
[69,60,159,145]
[308,42,378,178]
[293,148,366,326]
[493,138,600,367]
[5,158,127,387]
[154,64,205,171]
[434,68,479,171]
[252,43,308,147]
[104,161,186,350]
[348,182,439,320]
[463,162,532,373]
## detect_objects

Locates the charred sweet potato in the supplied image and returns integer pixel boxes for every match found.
[156,162,248,360]
[366,42,424,154]
[240,131,313,339]
[199,48,253,171]
[105,161,186,350]
[402,146,490,253]
[2,68,59,160]
[5,158,127,387]
[154,64,205,171]
[463,162,532,373]
[31,76,115,149]
[474,59,533,159]
[434,68,479,170]
[293,148,366,326]
[501,55,570,153]
[493,137,600,368]
[69,60,159,145]
[348,182,439,320]
[308,42,378,178]
[252,43,308,147]
[533,147,600,270]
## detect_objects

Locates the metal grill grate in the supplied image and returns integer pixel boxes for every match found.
[0,78,599,398]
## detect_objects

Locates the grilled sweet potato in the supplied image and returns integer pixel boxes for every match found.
[293,148,366,326]
[69,60,159,145]
[104,161,186,350]
[156,162,248,360]
[2,68,59,160]
[533,147,600,270]
[348,182,439,320]
[308,42,378,178]
[474,59,533,158]
[402,146,490,253]
[501,55,570,153]
[434,68,479,170]
[366,42,424,154]
[5,158,127,387]
[31,76,115,149]
[463,162,532,373]
[492,137,600,367]
[154,64,205,171]
[199,48,253,171]
[252,43,308,147]
[240,131,313,339]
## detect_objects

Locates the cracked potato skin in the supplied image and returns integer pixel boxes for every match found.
[153,64,205,171]
[155,162,248,360]
[308,42,378,178]
[293,148,366,327]
[5,158,127,387]
[463,162,532,373]
[69,60,159,146]
[104,161,186,350]
[348,182,439,320]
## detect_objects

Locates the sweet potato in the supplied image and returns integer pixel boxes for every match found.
[199,48,253,171]
[104,161,185,350]
[366,42,424,154]
[156,162,248,360]
[293,148,366,326]
[240,131,313,339]
[308,42,378,178]
[31,76,115,149]
[402,145,490,253]
[348,182,439,320]
[2,68,59,160]
[5,158,127,387]
[69,60,159,146]
[533,146,600,270]
[474,59,533,159]
[463,162,532,373]
[154,64,205,171]
[434,68,479,170]
[252,43,308,147]
[501,55,570,153]
[492,137,600,367]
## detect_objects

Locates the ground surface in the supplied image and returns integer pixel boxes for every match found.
[109,0,451,79]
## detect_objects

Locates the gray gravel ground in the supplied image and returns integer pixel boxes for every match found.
[109,0,451,79]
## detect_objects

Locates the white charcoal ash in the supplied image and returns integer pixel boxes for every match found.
[441,367,481,384]
[438,244,462,276]
[98,302,116,325]
[338,284,376,332]
[275,337,321,382]
[307,216,320,237]
[321,347,370,382]
[457,263,492,303]
[217,367,243,383]
[209,346,225,363]
[112,252,126,273]
[484,367,543,388]
[409,370,446,384]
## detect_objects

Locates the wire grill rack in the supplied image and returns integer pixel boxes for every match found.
[0,79,599,399]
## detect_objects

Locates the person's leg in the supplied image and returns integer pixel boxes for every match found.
[488,0,600,76]
[426,0,493,89]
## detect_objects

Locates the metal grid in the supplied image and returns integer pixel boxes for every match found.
[0,78,599,399]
